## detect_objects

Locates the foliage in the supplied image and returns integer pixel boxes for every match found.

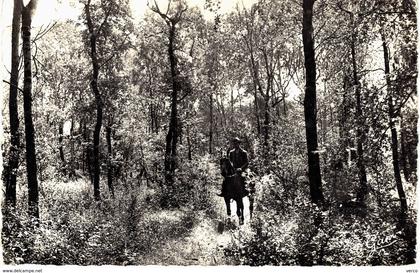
[2,178,199,265]
[224,187,415,265]
[1,0,417,266]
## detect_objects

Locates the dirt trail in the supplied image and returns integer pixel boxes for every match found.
[133,159,255,265]
[182,196,253,265]
[138,195,254,265]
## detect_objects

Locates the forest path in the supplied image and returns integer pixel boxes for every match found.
[136,190,254,265]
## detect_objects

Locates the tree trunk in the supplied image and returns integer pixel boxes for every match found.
[319,104,323,146]
[83,124,94,184]
[187,125,192,160]
[149,84,156,133]
[249,45,262,137]
[319,81,327,146]
[262,48,274,150]
[382,34,407,215]
[339,74,352,166]
[5,0,22,207]
[400,117,410,181]
[164,25,179,196]
[150,105,154,134]
[154,107,159,133]
[69,118,75,177]
[302,0,323,204]
[230,89,234,118]
[263,96,270,148]
[92,60,103,201]
[106,122,114,196]
[253,81,261,137]
[209,92,213,154]
[151,7,187,205]
[350,28,368,204]
[283,93,287,116]
[85,2,103,200]
[82,121,86,173]
[58,122,66,175]
[22,0,39,219]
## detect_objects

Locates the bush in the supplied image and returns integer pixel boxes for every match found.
[156,154,218,213]
[224,195,413,266]
[2,176,199,265]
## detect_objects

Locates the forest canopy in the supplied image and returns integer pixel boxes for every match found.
[1,0,417,267]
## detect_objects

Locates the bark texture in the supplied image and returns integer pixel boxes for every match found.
[85,0,104,200]
[22,0,39,218]
[302,0,323,204]
[5,0,23,206]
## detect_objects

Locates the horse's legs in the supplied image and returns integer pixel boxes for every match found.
[236,198,244,225]
[224,197,231,216]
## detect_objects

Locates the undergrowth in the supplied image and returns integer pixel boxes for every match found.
[2,164,213,265]
[223,173,417,266]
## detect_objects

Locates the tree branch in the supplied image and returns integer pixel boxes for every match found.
[165,0,172,16]
[85,0,94,35]
[149,0,171,25]
[393,83,417,115]
[97,2,113,35]
[32,22,57,42]
[3,80,23,93]
[271,96,285,108]
[99,34,129,68]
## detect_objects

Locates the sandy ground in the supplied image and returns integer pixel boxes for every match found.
[137,195,254,265]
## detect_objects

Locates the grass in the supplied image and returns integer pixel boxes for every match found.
[2,160,235,265]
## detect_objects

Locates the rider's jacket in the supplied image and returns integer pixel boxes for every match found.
[228,148,249,171]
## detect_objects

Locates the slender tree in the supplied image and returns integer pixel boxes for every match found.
[236,1,295,154]
[336,2,368,204]
[205,21,219,155]
[106,118,114,196]
[149,0,188,205]
[349,12,368,204]
[4,0,23,207]
[84,0,103,200]
[83,0,131,199]
[21,0,39,218]
[58,122,67,175]
[302,0,323,204]
[381,32,407,216]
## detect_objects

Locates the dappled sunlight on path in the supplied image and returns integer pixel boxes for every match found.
[136,192,255,265]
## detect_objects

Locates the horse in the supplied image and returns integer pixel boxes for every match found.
[219,157,247,225]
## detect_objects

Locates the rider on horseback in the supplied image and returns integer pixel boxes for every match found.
[218,137,249,197]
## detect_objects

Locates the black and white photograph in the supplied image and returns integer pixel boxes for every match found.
[0,0,417,270]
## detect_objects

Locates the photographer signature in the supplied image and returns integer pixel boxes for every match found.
[365,232,399,256]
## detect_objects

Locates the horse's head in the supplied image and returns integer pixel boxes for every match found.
[220,157,234,176]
